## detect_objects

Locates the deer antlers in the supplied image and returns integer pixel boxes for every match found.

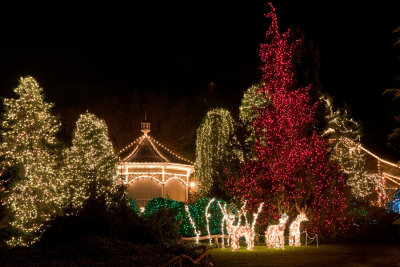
[295,204,308,214]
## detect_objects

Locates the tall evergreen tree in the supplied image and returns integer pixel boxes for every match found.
[62,112,120,213]
[195,108,235,198]
[383,26,400,152]
[228,4,349,236]
[321,94,385,202]
[0,77,61,246]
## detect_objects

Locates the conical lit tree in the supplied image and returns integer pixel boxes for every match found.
[383,26,400,152]
[321,94,385,202]
[0,76,62,247]
[62,112,120,212]
[195,108,236,197]
[228,3,349,236]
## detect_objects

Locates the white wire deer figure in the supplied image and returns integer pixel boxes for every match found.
[265,213,289,249]
[289,205,309,246]
[219,202,264,251]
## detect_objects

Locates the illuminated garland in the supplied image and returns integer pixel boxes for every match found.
[62,112,120,212]
[195,108,235,196]
[120,135,193,164]
[148,136,193,164]
[0,77,62,247]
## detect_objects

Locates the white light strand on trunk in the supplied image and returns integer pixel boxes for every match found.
[205,197,215,245]
[185,204,200,244]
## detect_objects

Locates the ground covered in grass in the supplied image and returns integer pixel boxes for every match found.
[208,244,400,266]
[0,236,214,266]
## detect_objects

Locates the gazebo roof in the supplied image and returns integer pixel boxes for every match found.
[119,134,193,165]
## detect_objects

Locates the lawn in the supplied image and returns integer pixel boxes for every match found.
[208,244,400,266]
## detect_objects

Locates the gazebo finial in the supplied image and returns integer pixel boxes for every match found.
[141,112,151,135]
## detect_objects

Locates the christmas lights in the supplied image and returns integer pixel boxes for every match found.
[1,77,62,247]
[62,112,120,212]
[265,214,289,249]
[218,202,228,248]
[144,197,225,238]
[227,3,350,236]
[195,108,235,196]
[185,204,200,243]
[239,83,270,161]
[205,198,215,244]
[119,125,194,204]
[321,95,385,201]
[219,202,264,251]
[289,210,308,246]
[387,187,400,214]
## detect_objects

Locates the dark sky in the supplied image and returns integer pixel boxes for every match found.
[0,1,399,159]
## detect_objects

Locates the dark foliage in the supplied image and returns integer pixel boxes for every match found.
[129,196,141,215]
[0,236,215,266]
[142,207,181,248]
[344,202,400,245]
[39,195,156,247]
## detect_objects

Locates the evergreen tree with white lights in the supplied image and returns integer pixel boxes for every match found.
[62,112,120,212]
[383,26,400,152]
[238,83,270,161]
[195,108,235,197]
[239,83,270,129]
[0,76,62,247]
[321,94,385,202]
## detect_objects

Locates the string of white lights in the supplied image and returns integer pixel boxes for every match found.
[118,136,143,154]
[119,134,193,164]
[382,174,400,186]
[205,198,215,245]
[302,231,318,247]
[121,136,145,161]
[185,205,200,244]
[382,172,400,181]
[149,136,193,164]
[146,136,170,162]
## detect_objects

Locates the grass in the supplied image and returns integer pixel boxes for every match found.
[208,244,400,266]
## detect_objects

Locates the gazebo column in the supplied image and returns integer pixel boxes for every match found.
[185,172,189,203]
[125,165,128,184]
[162,166,165,198]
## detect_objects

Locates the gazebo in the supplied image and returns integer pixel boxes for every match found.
[118,119,194,209]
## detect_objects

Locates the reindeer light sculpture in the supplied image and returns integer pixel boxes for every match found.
[289,205,309,246]
[265,213,289,249]
[220,202,264,251]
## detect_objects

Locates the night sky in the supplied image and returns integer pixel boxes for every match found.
[0,1,399,159]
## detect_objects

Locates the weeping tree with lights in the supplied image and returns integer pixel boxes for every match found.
[62,112,121,213]
[228,3,350,237]
[195,108,236,199]
[321,94,386,203]
[0,77,62,247]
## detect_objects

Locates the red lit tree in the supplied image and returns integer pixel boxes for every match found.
[228,3,350,236]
